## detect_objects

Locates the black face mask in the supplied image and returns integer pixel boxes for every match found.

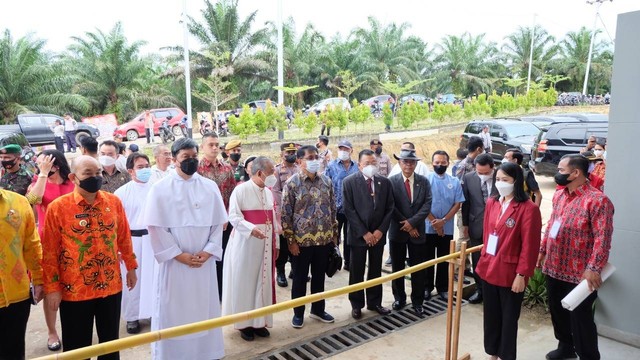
[374,147,383,155]
[434,165,448,175]
[180,158,199,176]
[285,155,297,164]
[554,172,572,186]
[78,176,103,193]
[48,169,57,177]
[229,153,241,162]
[1,159,17,170]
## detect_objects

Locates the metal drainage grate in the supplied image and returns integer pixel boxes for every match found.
[254,297,467,360]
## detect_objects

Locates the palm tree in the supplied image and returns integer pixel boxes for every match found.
[559,27,608,92]
[502,25,559,82]
[0,30,88,123]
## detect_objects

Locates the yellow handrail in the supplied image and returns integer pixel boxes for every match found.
[33,245,483,360]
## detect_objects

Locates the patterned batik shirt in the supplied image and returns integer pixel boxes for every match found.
[540,182,614,284]
[455,155,476,183]
[0,165,33,196]
[198,158,236,210]
[101,168,131,193]
[41,190,137,301]
[282,172,337,247]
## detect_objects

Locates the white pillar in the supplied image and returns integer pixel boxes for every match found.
[526,14,536,93]
[182,0,193,137]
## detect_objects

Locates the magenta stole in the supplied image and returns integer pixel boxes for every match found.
[241,209,277,304]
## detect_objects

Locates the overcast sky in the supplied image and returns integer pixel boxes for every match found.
[2,0,639,55]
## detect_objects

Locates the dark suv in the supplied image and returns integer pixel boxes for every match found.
[529,121,608,176]
[459,119,542,164]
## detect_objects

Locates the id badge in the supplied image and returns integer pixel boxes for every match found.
[487,233,498,256]
[549,219,562,239]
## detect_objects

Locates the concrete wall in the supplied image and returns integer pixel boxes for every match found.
[595,10,640,347]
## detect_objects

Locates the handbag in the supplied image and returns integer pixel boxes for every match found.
[326,243,343,278]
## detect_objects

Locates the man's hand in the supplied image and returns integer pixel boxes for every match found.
[536,253,545,268]
[33,285,44,303]
[511,276,525,293]
[583,269,602,291]
[463,226,469,238]
[400,220,413,232]
[289,242,300,256]
[223,222,228,231]
[251,227,267,240]
[175,252,203,268]
[409,229,420,238]
[373,230,383,242]
[46,292,62,311]
[194,251,212,264]
[363,232,375,246]
[126,270,138,291]
[431,218,444,231]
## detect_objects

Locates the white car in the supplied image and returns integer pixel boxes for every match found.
[305,97,351,115]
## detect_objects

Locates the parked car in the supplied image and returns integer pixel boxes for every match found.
[304,97,351,116]
[362,95,393,107]
[459,119,542,164]
[529,121,608,176]
[517,115,582,130]
[398,94,430,107]
[554,113,608,122]
[113,108,185,141]
[0,114,100,146]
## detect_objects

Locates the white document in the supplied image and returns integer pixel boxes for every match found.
[561,263,616,311]
[549,219,562,239]
[486,234,498,256]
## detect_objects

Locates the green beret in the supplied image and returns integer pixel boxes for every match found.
[0,144,22,154]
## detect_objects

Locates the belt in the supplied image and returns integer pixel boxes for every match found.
[130,229,148,237]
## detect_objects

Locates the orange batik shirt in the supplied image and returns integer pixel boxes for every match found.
[42,190,137,301]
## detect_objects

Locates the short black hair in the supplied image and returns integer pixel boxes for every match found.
[561,154,589,177]
[202,133,219,141]
[467,136,484,153]
[100,140,119,154]
[456,148,468,160]
[297,145,318,159]
[474,153,494,167]
[117,142,126,155]
[318,136,329,146]
[38,149,71,183]
[432,150,450,162]
[126,153,150,170]
[79,136,98,154]
[171,137,199,157]
[491,162,529,203]
[358,149,375,161]
[402,142,416,150]
[505,148,524,165]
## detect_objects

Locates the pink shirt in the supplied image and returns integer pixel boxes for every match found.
[34,178,75,236]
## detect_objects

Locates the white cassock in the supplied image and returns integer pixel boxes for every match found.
[388,161,431,178]
[149,165,174,184]
[143,172,227,360]
[115,180,157,321]
[222,180,278,329]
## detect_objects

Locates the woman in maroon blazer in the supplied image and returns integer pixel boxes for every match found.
[475,162,542,360]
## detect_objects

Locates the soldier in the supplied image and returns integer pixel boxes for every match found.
[0,144,33,196]
[225,140,247,182]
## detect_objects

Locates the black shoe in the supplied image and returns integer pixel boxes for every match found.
[438,292,449,301]
[344,262,350,271]
[351,308,362,320]
[253,327,270,337]
[288,270,294,279]
[367,305,391,316]
[392,300,406,310]
[240,328,254,341]
[126,320,141,334]
[292,315,304,328]
[412,305,425,316]
[310,311,335,323]
[277,272,288,287]
[424,290,432,301]
[468,291,483,304]
[545,348,577,360]
[454,274,471,285]
[464,269,474,277]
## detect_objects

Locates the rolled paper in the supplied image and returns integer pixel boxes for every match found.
[561,263,616,311]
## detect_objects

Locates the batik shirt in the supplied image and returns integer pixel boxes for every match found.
[42,190,137,301]
[324,159,358,213]
[101,168,131,193]
[198,158,236,210]
[0,165,33,196]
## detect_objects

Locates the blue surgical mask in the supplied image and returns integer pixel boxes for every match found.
[135,168,152,183]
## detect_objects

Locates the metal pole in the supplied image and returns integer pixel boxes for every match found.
[182,0,193,138]
[276,0,285,140]
[526,14,536,93]
[583,1,605,95]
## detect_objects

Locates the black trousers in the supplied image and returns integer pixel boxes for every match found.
[425,234,453,293]
[547,276,600,360]
[216,224,233,301]
[390,240,427,306]
[276,234,290,274]
[59,292,122,360]
[336,213,350,266]
[482,281,524,360]
[291,244,330,317]
[145,128,152,143]
[64,130,76,152]
[0,298,31,360]
[321,124,331,136]
[469,237,483,294]
[349,243,384,309]
[54,137,65,152]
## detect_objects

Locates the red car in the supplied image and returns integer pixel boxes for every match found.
[113,108,185,141]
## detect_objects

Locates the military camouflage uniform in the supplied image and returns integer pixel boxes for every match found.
[0,165,33,196]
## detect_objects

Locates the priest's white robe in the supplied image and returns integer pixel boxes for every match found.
[115,180,157,321]
[143,172,227,360]
[222,179,278,329]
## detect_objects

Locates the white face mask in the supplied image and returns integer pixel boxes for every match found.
[99,155,116,167]
[593,150,604,158]
[478,173,492,182]
[495,181,515,197]
[337,150,350,161]
[362,165,379,178]
[305,159,321,173]
[264,174,277,188]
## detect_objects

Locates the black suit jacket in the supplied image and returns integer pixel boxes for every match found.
[342,172,395,247]
[388,173,432,244]
[461,171,495,240]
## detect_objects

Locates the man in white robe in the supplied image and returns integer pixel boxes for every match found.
[115,152,158,334]
[223,156,279,342]
[143,138,226,360]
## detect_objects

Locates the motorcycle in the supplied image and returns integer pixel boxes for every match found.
[159,120,175,144]
[200,119,212,136]
[370,100,383,118]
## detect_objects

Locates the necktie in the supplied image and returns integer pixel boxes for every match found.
[481,180,488,202]
[405,179,412,203]
[367,178,373,197]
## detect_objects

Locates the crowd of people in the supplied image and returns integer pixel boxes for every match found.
[0,130,614,360]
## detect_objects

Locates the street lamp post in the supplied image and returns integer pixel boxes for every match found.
[526,14,537,93]
[182,0,193,138]
[583,0,612,95]
[276,0,284,140]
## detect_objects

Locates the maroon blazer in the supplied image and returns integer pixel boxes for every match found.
[475,197,542,288]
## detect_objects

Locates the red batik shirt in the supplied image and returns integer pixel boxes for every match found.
[198,158,237,210]
[540,182,614,284]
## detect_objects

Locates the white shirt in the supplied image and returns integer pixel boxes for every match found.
[480,131,492,150]
[64,118,77,131]
[52,125,65,137]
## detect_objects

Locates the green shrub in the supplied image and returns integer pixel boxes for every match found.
[524,269,548,309]
[228,104,256,139]
[348,102,371,129]
[382,103,394,129]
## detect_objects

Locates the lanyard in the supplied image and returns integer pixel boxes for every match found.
[492,199,511,234]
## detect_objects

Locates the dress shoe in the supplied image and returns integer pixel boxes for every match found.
[292,315,304,328]
[277,272,288,287]
[239,328,254,341]
[454,274,471,284]
[424,290,432,302]
[343,262,350,271]
[126,320,141,334]
[253,327,270,337]
[438,292,449,301]
[392,300,406,310]
[351,308,362,320]
[412,305,425,316]
[545,348,577,360]
[367,305,391,316]
[464,269,474,277]
[468,291,483,304]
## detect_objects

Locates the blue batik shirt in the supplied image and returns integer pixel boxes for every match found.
[324,158,358,214]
